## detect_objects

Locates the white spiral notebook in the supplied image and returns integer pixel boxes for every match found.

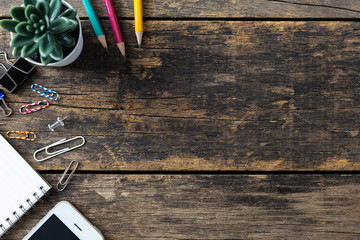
[0,134,51,237]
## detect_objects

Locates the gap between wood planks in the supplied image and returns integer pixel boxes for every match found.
[38,170,360,175]
[81,17,360,21]
[1,16,360,21]
[267,0,360,14]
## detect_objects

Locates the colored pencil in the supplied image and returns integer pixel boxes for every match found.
[134,0,143,47]
[104,0,126,56]
[81,0,108,51]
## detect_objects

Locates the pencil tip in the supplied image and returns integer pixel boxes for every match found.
[123,55,126,60]
[105,47,108,52]
[98,35,108,50]
[116,42,126,57]
[135,31,143,48]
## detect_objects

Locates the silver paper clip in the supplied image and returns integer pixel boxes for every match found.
[57,160,79,192]
[0,89,12,116]
[33,136,86,162]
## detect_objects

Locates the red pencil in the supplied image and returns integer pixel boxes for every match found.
[104,0,125,56]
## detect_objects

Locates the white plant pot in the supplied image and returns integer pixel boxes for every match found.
[12,1,83,67]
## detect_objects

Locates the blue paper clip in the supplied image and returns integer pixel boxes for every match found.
[0,90,12,117]
[31,84,59,101]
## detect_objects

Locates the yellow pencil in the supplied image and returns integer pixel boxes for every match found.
[134,0,143,47]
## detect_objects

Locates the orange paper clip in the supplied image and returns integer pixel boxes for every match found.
[6,131,36,141]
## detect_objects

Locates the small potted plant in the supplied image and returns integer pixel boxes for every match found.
[0,0,83,67]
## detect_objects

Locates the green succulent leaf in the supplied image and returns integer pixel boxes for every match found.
[23,0,36,7]
[12,46,23,56]
[58,19,78,34]
[66,19,78,33]
[0,19,20,33]
[10,34,34,47]
[59,9,77,20]
[34,32,47,42]
[30,13,40,23]
[44,15,50,28]
[10,7,27,22]
[21,42,39,58]
[25,5,43,21]
[15,22,33,36]
[26,24,35,32]
[40,55,52,66]
[39,33,55,57]
[50,41,63,61]
[55,33,75,47]
[49,0,61,21]
[49,17,69,33]
[36,0,50,17]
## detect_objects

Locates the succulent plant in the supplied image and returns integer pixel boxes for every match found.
[0,0,78,66]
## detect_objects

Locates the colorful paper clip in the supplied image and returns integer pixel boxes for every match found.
[31,84,59,101]
[0,51,34,93]
[56,160,79,192]
[0,89,12,116]
[6,131,36,141]
[34,136,86,162]
[19,100,49,115]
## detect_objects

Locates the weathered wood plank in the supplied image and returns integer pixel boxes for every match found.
[1,20,360,171]
[1,0,360,18]
[5,174,360,239]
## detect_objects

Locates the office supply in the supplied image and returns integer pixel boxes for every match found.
[19,100,49,115]
[57,160,79,192]
[6,131,36,141]
[0,134,51,237]
[23,201,105,240]
[48,116,68,131]
[134,0,143,47]
[81,0,108,51]
[0,89,12,116]
[104,0,126,56]
[34,136,86,162]
[0,51,34,93]
[31,84,60,101]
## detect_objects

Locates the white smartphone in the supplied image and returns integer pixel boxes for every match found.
[23,201,104,240]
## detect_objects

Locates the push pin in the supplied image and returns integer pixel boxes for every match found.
[48,116,68,131]
[0,89,12,116]
[0,51,34,93]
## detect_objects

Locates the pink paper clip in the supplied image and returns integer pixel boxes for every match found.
[19,100,49,115]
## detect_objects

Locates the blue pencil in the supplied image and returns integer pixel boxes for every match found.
[81,0,108,51]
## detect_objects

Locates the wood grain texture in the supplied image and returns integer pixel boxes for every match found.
[5,174,360,239]
[1,0,360,18]
[1,20,360,171]
[1,0,357,238]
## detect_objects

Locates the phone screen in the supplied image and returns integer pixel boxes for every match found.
[28,214,80,240]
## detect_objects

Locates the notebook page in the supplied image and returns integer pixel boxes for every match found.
[0,135,51,235]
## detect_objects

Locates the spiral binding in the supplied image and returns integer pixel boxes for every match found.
[0,185,48,237]
[19,205,26,213]
[40,186,46,194]
[5,218,12,227]
[0,224,5,233]
[12,211,19,220]
[33,192,40,200]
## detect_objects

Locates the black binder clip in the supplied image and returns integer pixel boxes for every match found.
[0,51,34,93]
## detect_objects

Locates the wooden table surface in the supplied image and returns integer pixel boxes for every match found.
[2,0,360,239]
